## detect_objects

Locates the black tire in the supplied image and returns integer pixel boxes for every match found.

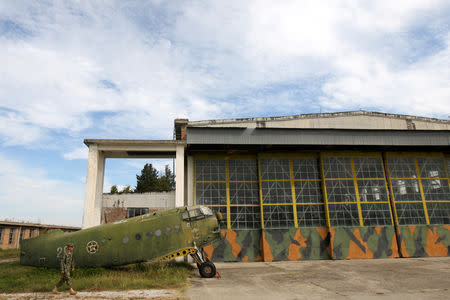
[199,261,216,278]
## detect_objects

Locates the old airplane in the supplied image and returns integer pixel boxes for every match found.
[20,205,222,278]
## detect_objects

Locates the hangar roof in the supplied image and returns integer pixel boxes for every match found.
[185,110,450,130]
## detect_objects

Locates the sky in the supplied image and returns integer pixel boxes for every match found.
[0,1,449,226]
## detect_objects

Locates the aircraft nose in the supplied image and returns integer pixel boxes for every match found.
[215,211,223,222]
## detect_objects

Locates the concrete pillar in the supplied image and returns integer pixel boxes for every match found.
[187,156,194,206]
[82,145,105,228]
[175,144,185,207]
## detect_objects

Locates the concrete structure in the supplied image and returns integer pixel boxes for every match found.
[0,221,79,249]
[82,139,185,228]
[102,191,175,223]
[82,110,450,261]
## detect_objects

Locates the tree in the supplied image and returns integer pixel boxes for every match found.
[158,165,175,192]
[110,185,119,194]
[135,163,160,193]
[121,185,133,193]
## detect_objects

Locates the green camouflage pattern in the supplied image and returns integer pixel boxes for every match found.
[329,226,399,259]
[20,206,221,268]
[205,226,403,261]
[262,228,331,261]
[204,229,262,262]
[397,225,450,257]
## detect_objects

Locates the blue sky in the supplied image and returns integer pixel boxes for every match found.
[0,1,449,226]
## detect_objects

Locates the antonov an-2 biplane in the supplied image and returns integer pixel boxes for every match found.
[20,206,222,278]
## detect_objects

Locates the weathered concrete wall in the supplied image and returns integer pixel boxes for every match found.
[102,191,175,209]
[190,111,450,130]
[102,191,176,223]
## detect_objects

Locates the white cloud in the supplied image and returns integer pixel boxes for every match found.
[63,147,88,160]
[0,154,84,226]
[0,0,448,150]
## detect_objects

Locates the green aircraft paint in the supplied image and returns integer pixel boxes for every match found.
[20,206,222,276]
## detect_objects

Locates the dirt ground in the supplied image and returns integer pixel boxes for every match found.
[187,257,450,300]
[1,257,449,299]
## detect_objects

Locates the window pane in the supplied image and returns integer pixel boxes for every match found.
[417,157,447,179]
[325,180,356,203]
[295,181,322,203]
[196,182,227,205]
[361,203,392,226]
[230,182,259,205]
[263,205,294,228]
[297,204,326,227]
[328,203,360,226]
[427,202,450,224]
[230,206,261,229]
[387,157,417,178]
[422,179,450,201]
[260,158,290,180]
[395,202,427,225]
[228,159,258,181]
[195,159,226,181]
[261,181,292,204]
[391,179,422,201]
[323,157,353,178]
[292,158,320,179]
[357,180,388,202]
[354,157,385,179]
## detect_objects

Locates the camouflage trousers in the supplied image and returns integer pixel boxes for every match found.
[56,272,72,289]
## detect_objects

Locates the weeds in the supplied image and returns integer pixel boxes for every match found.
[0,249,19,260]
[0,261,194,293]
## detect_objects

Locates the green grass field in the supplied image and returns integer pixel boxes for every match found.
[0,260,195,293]
[0,248,20,259]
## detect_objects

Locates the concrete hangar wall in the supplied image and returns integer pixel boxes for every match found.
[83,111,450,262]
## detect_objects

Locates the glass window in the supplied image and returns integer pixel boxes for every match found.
[328,203,360,226]
[354,157,385,179]
[323,157,353,178]
[0,227,3,244]
[427,202,450,224]
[263,205,295,228]
[195,160,226,181]
[8,228,15,244]
[196,182,227,205]
[297,204,326,227]
[127,208,149,218]
[292,158,320,179]
[230,206,261,229]
[261,181,292,204]
[19,229,25,240]
[418,157,447,179]
[260,158,290,180]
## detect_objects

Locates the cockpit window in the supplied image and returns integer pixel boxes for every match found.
[182,207,213,221]
[200,207,214,216]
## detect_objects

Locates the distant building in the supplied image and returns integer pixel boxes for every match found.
[102,191,175,223]
[82,111,450,261]
[0,221,80,249]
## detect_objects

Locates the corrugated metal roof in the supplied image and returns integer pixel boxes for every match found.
[187,127,450,146]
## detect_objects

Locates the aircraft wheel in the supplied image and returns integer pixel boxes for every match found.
[199,262,216,278]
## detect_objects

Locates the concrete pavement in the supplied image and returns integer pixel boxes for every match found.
[186,257,450,300]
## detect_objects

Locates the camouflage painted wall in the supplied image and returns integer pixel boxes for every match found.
[261,228,330,261]
[329,226,399,259]
[397,225,450,257]
[205,226,402,262]
[204,229,263,262]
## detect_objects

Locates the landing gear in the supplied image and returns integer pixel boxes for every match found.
[199,261,216,278]
[191,248,217,278]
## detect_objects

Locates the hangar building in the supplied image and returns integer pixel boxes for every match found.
[82,111,450,261]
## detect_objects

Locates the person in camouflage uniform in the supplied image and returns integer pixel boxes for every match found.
[52,243,77,295]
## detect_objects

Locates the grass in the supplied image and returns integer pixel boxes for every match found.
[0,261,195,293]
[0,248,19,259]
